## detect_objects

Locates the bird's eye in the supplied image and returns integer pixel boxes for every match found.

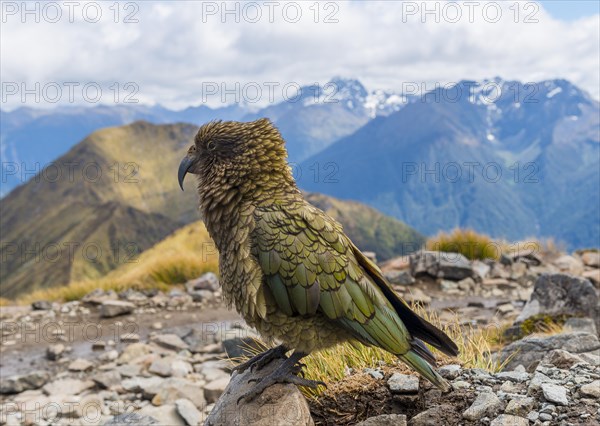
[207,141,216,151]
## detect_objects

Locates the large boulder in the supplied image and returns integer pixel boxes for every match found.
[512,273,599,334]
[498,332,600,371]
[205,358,314,426]
[409,251,473,280]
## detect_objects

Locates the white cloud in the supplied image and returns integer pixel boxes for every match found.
[1,1,598,110]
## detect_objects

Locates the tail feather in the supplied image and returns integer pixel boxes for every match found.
[400,350,450,392]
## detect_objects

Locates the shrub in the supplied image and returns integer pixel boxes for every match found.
[426,228,502,260]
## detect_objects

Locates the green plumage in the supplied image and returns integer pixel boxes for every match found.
[180,118,459,392]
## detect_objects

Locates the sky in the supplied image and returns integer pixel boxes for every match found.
[1,1,599,110]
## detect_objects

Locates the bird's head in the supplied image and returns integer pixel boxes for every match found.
[178,118,296,200]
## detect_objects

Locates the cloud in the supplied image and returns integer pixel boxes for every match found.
[1,1,598,110]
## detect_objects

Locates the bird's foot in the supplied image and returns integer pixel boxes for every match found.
[237,353,326,403]
[231,344,288,375]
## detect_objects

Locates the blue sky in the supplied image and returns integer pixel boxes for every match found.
[540,1,600,20]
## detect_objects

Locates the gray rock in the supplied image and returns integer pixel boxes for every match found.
[387,373,419,394]
[84,289,118,305]
[410,251,473,280]
[68,358,94,372]
[496,371,530,382]
[357,414,407,426]
[222,336,262,359]
[541,383,568,406]
[119,289,148,302]
[175,398,202,426]
[438,364,461,380]
[92,370,122,389]
[408,404,455,426]
[490,414,528,426]
[43,378,95,395]
[498,332,600,371]
[46,343,65,360]
[363,368,384,380]
[31,300,52,310]
[150,378,206,408]
[384,270,415,286]
[103,413,160,425]
[205,358,314,426]
[0,371,50,394]
[541,349,587,369]
[189,289,214,302]
[505,397,535,417]
[151,333,189,351]
[204,377,230,403]
[579,380,600,398]
[581,251,600,267]
[564,317,597,335]
[462,392,503,421]
[117,342,152,364]
[138,404,186,426]
[100,300,135,318]
[472,260,491,279]
[185,272,220,292]
[514,274,598,328]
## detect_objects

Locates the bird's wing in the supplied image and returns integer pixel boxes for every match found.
[252,200,456,358]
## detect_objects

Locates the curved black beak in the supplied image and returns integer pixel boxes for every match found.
[178,156,194,191]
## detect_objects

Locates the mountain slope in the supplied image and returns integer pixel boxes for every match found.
[1,122,424,298]
[300,80,600,249]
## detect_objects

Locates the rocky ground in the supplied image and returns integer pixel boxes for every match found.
[1,249,599,425]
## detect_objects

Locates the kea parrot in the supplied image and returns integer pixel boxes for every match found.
[178,118,458,401]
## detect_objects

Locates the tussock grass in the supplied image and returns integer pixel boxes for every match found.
[233,303,510,398]
[16,222,218,305]
[426,228,503,260]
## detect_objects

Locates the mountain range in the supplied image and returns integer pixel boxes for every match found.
[1,77,598,295]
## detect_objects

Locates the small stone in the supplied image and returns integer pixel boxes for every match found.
[387,373,419,394]
[496,303,515,315]
[384,270,415,286]
[43,378,95,395]
[68,358,94,372]
[438,364,461,380]
[149,357,174,377]
[452,380,471,390]
[46,343,65,360]
[204,377,230,403]
[490,414,528,426]
[103,413,159,425]
[185,272,220,292]
[363,368,384,380]
[541,383,568,406]
[175,398,202,426]
[527,411,539,422]
[139,404,186,426]
[117,343,152,364]
[92,370,121,389]
[151,322,163,330]
[408,405,454,426]
[505,397,535,416]
[92,341,106,350]
[580,380,600,398]
[357,414,407,426]
[152,334,189,351]
[0,371,50,394]
[496,371,530,382]
[542,349,586,369]
[581,251,600,267]
[100,349,119,362]
[539,412,553,421]
[120,333,141,343]
[31,300,52,310]
[463,392,503,421]
[100,300,135,318]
